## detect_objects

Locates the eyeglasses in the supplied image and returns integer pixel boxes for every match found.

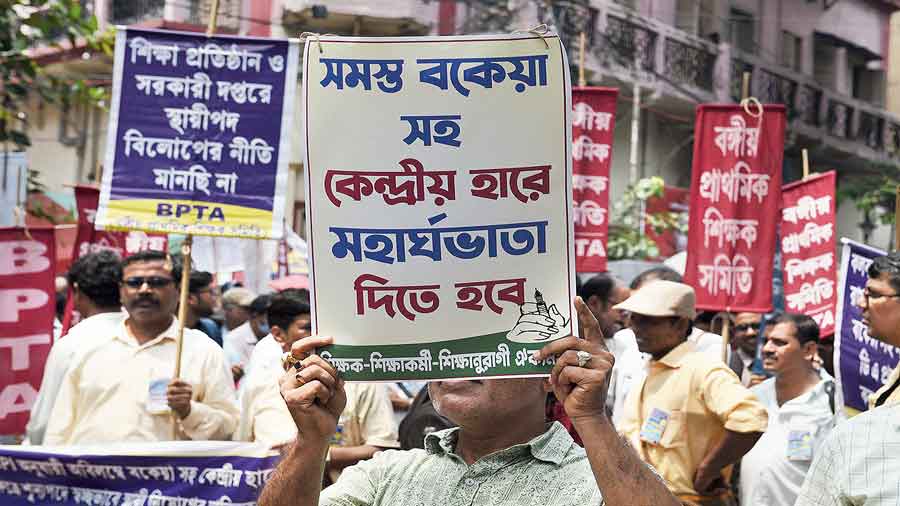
[123,276,174,288]
[733,323,758,333]
[863,288,900,303]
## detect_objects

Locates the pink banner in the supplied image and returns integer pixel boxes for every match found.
[781,171,837,336]
[684,105,786,312]
[572,87,617,272]
[0,227,55,435]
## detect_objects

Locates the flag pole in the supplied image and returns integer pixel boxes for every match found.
[578,32,586,88]
[171,0,219,439]
[802,149,810,180]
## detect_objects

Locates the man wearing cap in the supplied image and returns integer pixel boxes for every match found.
[224,294,271,385]
[221,287,255,336]
[616,280,767,506]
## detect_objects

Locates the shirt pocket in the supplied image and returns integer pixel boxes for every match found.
[658,409,687,448]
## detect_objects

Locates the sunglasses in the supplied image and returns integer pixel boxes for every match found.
[733,323,757,332]
[123,276,174,288]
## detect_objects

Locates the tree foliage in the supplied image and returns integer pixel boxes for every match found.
[607,176,686,260]
[1,1,111,153]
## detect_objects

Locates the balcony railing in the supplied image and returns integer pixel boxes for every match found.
[110,0,164,25]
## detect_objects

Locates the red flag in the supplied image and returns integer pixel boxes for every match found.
[572,87,617,272]
[0,227,55,435]
[684,105,785,312]
[781,171,837,336]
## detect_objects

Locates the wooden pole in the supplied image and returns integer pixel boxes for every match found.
[741,71,750,101]
[206,0,220,36]
[895,185,900,251]
[721,313,731,363]
[578,32,586,88]
[802,149,810,180]
[173,0,219,439]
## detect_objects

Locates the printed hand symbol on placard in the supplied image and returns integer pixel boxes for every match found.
[506,290,570,343]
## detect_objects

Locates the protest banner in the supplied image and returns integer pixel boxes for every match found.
[303,33,575,381]
[572,87,616,273]
[0,441,278,505]
[0,227,55,435]
[684,104,785,313]
[74,185,168,259]
[1,152,27,227]
[780,171,837,336]
[95,27,300,240]
[833,238,899,414]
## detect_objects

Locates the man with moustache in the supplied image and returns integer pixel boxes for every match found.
[729,312,763,386]
[739,313,834,506]
[796,252,900,506]
[616,281,767,506]
[257,297,681,506]
[44,251,239,444]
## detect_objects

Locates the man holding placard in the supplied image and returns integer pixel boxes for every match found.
[258,297,680,506]
[44,251,239,444]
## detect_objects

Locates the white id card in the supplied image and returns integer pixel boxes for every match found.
[146,378,171,415]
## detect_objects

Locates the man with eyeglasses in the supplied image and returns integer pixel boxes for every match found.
[44,250,239,444]
[236,289,399,483]
[185,271,224,347]
[729,313,762,387]
[795,252,900,505]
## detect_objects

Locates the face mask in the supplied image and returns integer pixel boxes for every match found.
[256,322,270,337]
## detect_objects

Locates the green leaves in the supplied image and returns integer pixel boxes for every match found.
[2,0,108,149]
[607,176,685,261]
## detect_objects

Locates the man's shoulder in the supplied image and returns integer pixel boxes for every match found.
[833,402,900,443]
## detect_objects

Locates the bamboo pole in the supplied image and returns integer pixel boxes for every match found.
[741,72,750,101]
[578,32,586,87]
[172,0,220,439]
[895,185,900,251]
[721,314,731,363]
[802,149,809,180]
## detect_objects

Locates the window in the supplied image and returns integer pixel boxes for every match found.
[781,31,803,71]
[729,8,756,54]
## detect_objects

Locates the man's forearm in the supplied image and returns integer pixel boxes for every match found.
[258,437,328,506]
[574,416,680,506]
[701,429,762,474]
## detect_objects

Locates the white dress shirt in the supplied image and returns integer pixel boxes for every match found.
[740,375,835,506]
[25,312,123,445]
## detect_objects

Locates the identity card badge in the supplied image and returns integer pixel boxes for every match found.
[787,426,814,461]
[146,378,171,415]
[639,408,670,445]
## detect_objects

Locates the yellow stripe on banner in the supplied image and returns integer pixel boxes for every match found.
[99,199,276,239]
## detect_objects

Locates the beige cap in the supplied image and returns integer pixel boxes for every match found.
[222,287,255,307]
[613,280,695,319]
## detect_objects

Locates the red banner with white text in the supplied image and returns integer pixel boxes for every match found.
[781,171,837,336]
[572,87,617,272]
[684,105,785,312]
[0,227,55,435]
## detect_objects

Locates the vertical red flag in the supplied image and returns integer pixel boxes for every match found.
[572,87,617,273]
[0,227,55,435]
[781,171,837,336]
[684,105,785,312]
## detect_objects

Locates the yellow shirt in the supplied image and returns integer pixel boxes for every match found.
[619,341,768,496]
[868,362,900,409]
[44,315,239,445]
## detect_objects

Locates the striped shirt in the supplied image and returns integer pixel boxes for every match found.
[320,421,604,506]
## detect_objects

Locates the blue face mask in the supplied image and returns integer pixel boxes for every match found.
[255,321,270,337]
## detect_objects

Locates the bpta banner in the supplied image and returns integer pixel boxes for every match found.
[303,32,575,381]
[0,441,278,505]
[833,239,899,413]
[572,87,617,273]
[95,28,300,239]
[684,105,785,313]
[0,227,55,435]
[780,171,837,336]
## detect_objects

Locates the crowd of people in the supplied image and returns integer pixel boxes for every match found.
[27,249,900,506]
